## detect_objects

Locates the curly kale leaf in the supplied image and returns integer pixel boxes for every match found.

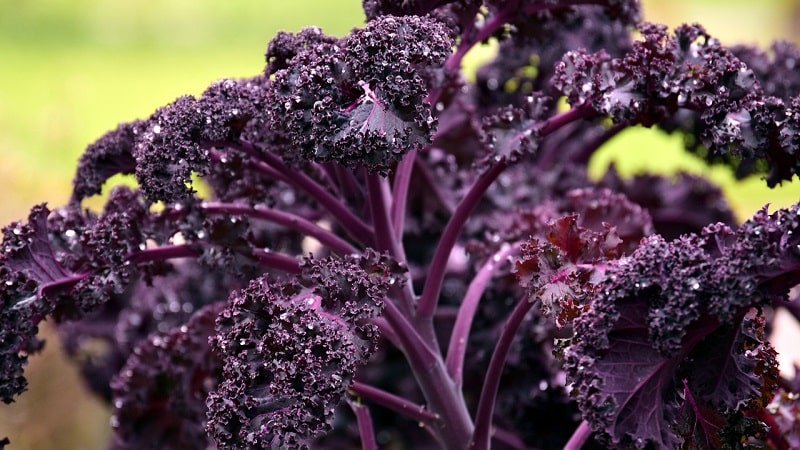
[109,302,224,450]
[265,16,452,174]
[563,204,800,448]
[0,191,150,402]
[133,79,258,203]
[552,23,800,186]
[206,251,402,449]
[71,121,141,203]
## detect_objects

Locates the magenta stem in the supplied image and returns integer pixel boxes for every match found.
[470,296,536,450]
[391,149,417,239]
[128,244,200,264]
[347,399,377,450]
[251,249,301,273]
[539,103,596,137]
[443,9,510,74]
[445,242,522,386]
[417,160,508,320]
[563,421,592,450]
[349,381,439,425]
[200,201,357,255]
[413,154,456,214]
[365,173,416,316]
[366,173,401,257]
[416,107,593,317]
[381,300,474,450]
[234,139,374,245]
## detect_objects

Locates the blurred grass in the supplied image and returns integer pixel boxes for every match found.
[0,1,364,448]
[0,1,799,448]
[0,0,365,223]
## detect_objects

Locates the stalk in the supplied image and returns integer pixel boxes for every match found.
[563,421,592,450]
[200,201,357,255]
[233,139,374,244]
[445,242,521,386]
[349,381,439,425]
[470,295,536,450]
[417,161,508,320]
[348,399,378,450]
[382,300,474,450]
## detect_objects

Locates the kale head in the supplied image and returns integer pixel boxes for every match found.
[3,1,800,448]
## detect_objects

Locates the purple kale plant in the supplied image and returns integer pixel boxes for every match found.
[4,1,800,448]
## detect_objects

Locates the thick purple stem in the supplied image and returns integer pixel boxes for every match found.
[129,243,300,273]
[538,103,596,137]
[371,316,401,350]
[366,173,402,258]
[347,399,377,450]
[251,249,301,273]
[233,139,374,245]
[442,9,510,74]
[200,201,357,255]
[469,295,536,450]
[349,381,439,425]
[417,160,508,320]
[391,149,417,239]
[417,105,588,322]
[564,421,592,450]
[445,242,522,386]
[382,300,474,450]
[332,163,364,206]
[127,244,200,264]
[413,153,456,214]
[366,173,417,317]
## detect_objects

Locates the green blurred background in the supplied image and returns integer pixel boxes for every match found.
[0,1,798,448]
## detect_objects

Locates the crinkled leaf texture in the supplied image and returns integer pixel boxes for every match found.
[206,251,402,449]
[553,22,800,186]
[109,302,224,450]
[0,194,147,403]
[265,15,452,174]
[562,204,800,448]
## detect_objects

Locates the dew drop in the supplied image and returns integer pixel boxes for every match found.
[128,313,142,327]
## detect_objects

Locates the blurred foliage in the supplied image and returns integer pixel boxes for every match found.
[0,0,798,448]
[0,1,364,224]
[0,2,365,448]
